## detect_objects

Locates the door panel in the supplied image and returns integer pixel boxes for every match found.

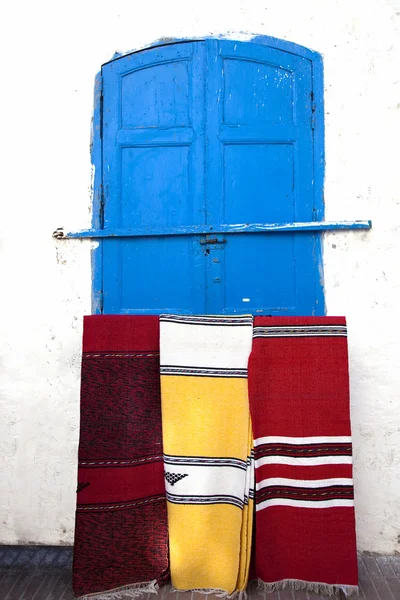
[223,144,295,223]
[223,234,296,313]
[118,237,205,314]
[120,146,191,228]
[121,61,190,128]
[223,59,293,126]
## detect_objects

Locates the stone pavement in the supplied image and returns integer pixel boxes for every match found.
[0,547,399,600]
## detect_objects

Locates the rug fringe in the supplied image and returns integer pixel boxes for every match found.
[170,587,247,599]
[221,590,247,600]
[257,578,358,597]
[78,580,159,599]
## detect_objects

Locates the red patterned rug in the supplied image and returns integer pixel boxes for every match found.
[72,316,169,599]
[248,317,358,596]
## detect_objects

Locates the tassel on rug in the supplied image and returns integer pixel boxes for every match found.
[73,316,169,599]
[248,316,358,595]
[78,579,159,600]
[159,314,254,596]
[257,578,359,597]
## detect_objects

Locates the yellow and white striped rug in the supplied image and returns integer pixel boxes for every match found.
[159,314,254,595]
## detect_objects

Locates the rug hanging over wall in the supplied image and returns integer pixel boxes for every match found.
[159,314,254,595]
[72,316,169,599]
[248,316,358,596]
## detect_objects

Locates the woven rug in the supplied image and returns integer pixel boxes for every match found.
[159,314,254,595]
[73,316,169,599]
[248,316,358,596]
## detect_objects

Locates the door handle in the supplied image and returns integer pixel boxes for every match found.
[199,238,226,245]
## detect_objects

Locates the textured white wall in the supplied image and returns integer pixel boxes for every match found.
[1,0,399,552]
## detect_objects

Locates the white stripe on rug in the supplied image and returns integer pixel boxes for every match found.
[256,477,353,490]
[256,498,354,510]
[255,456,353,467]
[254,436,352,446]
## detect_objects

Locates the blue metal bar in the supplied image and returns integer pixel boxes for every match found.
[53,220,372,240]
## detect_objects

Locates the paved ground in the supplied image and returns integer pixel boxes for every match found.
[0,547,399,600]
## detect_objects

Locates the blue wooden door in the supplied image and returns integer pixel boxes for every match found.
[101,39,321,315]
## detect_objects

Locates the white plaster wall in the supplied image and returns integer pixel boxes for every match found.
[1,0,399,552]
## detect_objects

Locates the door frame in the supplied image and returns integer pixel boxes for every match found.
[90,35,325,315]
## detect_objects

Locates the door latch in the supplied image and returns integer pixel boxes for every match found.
[199,237,226,245]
